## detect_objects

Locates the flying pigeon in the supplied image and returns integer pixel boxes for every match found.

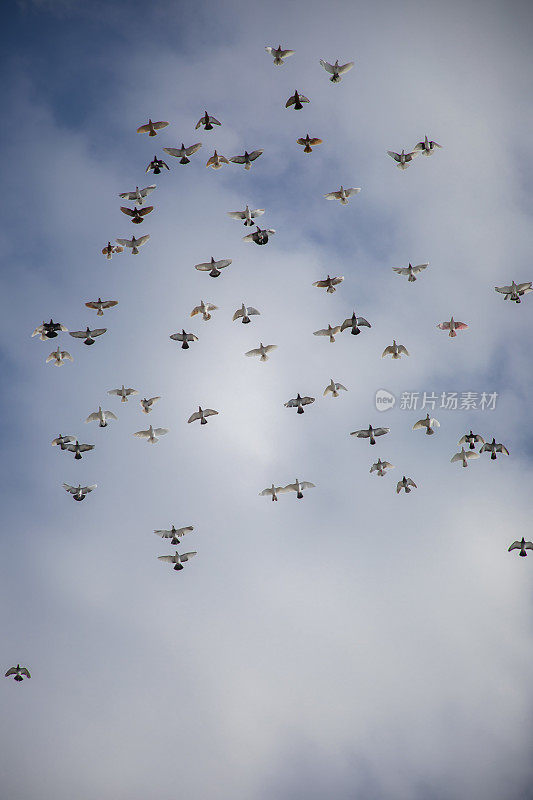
[319,58,354,82]
[190,300,218,321]
[145,156,170,174]
[115,234,150,254]
[479,438,509,460]
[297,134,322,153]
[233,304,260,324]
[242,226,275,245]
[392,263,429,282]
[188,407,218,425]
[206,150,230,169]
[51,434,75,450]
[163,142,202,164]
[370,459,394,477]
[508,538,533,557]
[459,431,485,450]
[229,150,264,170]
[281,479,315,499]
[119,205,153,224]
[382,340,409,359]
[387,149,419,169]
[413,414,440,435]
[46,347,73,366]
[196,111,221,130]
[140,396,161,414]
[259,484,285,502]
[284,393,315,414]
[85,298,118,317]
[397,476,417,494]
[450,447,480,468]
[66,440,95,460]
[102,241,124,259]
[285,90,310,110]
[85,406,118,427]
[32,320,68,340]
[158,550,197,570]
[324,186,361,204]
[494,281,532,303]
[107,385,139,403]
[312,275,344,293]
[340,312,371,335]
[194,257,232,277]
[5,665,31,682]
[351,425,390,445]
[227,205,265,226]
[62,483,97,501]
[245,343,277,362]
[118,185,156,205]
[323,379,347,397]
[69,327,106,346]
[436,317,468,337]
[265,45,294,65]
[133,425,169,444]
[154,525,194,545]
[413,136,442,156]
[169,330,199,350]
[313,324,341,343]
[136,119,169,136]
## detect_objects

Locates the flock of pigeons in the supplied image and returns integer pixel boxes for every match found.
[7,45,531,684]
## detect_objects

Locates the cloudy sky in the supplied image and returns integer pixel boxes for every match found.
[2,0,533,797]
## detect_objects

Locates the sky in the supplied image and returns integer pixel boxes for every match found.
[1,0,533,798]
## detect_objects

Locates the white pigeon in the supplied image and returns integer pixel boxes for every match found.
[119,185,156,205]
[133,425,169,444]
[323,379,347,398]
[140,396,161,414]
[436,317,468,337]
[158,550,197,570]
[5,665,31,682]
[229,150,263,170]
[459,431,485,450]
[206,150,230,169]
[46,347,73,366]
[85,298,118,316]
[314,324,341,343]
[51,434,75,450]
[281,479,315,499]
[194,257,232,278]
[259,484,285,502]
[169,330,199,349]
[85,406,117,427]
[370,459,394,477]
[233,303,260,324]
[451,447,480,468]
[387,149,419,169]
[108,385,139,403]
[324,186,361,205]
[69,327,106,346]
[312,275,344,293]
[413,136,442,156]
[115,234,150,255]
[190,300,218,321]
[413,413,440,435]
[392,263,429,282]
[188,406,218,425]
[494,281,532,303]
[508,538,533,557]
[242,226,275,245]
[396,476,417,494]
[154,525,194,545]
[382,340,409,359]
[479,438,509,460]
[319,58,354,83]
[62,483,97,501]
[350,425,390,445]
[265,45,295,65]
[284,393,315,414]
[245,343,277,362]
[227,205,265,226]
[340,312,371,335]
[136,119,169,136]
[162,142,202,164]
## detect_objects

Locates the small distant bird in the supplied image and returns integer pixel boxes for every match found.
[163,142,202,164]
[413,414,440,435]
[351,425,390,445]
[32,320,68,340]
[242,226,275,245]
[85,298,118,317]
[66,440,95,460]
[259,484,284,502]
[62,482,97,501]
[284,393,315,414]
[194,256,232,277]
[5,665,31,682]
[196,111,221,130]
[229,150,263,170]
[508,538,533,557]
[119,185,156,205]
[459,431,485,450]
[324,379,347,397]
[413,136,442,156]
[102,241,124,259]
[46,347,73,366]
[115,234,150,254]
[495,281,532,303]
[387,150,419,169]
[370,458,394,477]
[108,385,139,403]
[136,119,169,136]
[154,525,194,545]
[340,312,371,335]
[382,340,409,359]
[282,479,315,499]
[392,262,429,282]
[85,406,118,427]
[233,304,260,324]
[227,205,265,226]
[397,476,417,494]
[319,59,354,82]
[188,407,218,425]
[140,396,161,414]
[133,425,169,444]
[451,447,480,468]
[286,90,310,110]
[120,205,153,224]
[245,343,277,362]
[52,434,75,450]
[297,134,322,153]
[436,317,468,337]
[169,329,199,350]
[191,300,218,321]
[206,150,230,169]
[158,550,197,570]
[324,186,361,204]
[312,275,343,293]
[314,324,341,343]
[69,327,106,346]
[265,45,294,65]
[145,156,169,175]
[479,438,509,460]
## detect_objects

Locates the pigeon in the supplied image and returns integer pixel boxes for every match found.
[319,59,354,83]
[119,205,153,224]
[169,329,199,350]
[133,425,169,444]
[194,257,232,278]
[323,379,347,398]
[233,304,260,324]
[190,300,218,321]
[5,665,31,682]
[285,90,310,110]
[382,340,409,359]
[65,440,95,460]
[158,550,197,570]
[313,324,341,343]
[436,317,468,337]
[227,205,265,226]
[163,142,202,164]
[85,406,118,427]
[397,476,417,494]
[119,185,156,205]
[387,149,419,169]
[284,393,315,414]
[259,484,285,502]
[229,150,264,170]
[145,156,169,175]
[85,298,118,316]
[297,134,322,153]
[392,262,429,282]
[351,425,390,445]
[312,275,344,293]
[188,407,218,425]
[196,111,221,131]
[508,538,533,557]
[451,447,480,468]
[136,119,169,136]
[46,347,73,366]
[51,434,76,450]
[479,438,509,460]
[140,396,161,414]
[413,136,442,156]
[281,479,315,499]
[206,150,230,169]
[245,343,277,362]
[102,241,124,259]
[69,327,106,346]
[494,281,532,303]
[154,525,194,545]
[413,414,440,435]
[265,45,294,65]
[370,459,394,477]
[340,312,371,335]
[108,385,139,403]
[324,186,361,204]
[32,320,68,340]
[115,234,150,255]
[62,483,97,501]
[459,431,485,450]
[242,226,275,245]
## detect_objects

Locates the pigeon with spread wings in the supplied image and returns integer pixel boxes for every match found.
[115,234,150,255]
[194,257,232,278]
[319,58,354,83]
[188,407,218,425]
[196,111,221,130]
[281,479,315,499]
[85,298,118,317]
[118,185,156,205]
[63,483,97,501]
[324,379,347,398]
[163,142,202,164]
[259,484,285,502]
[297,134,322,153]
[32,320,68,340]
[206,150,230,170]
[133,425,169,444]
[227,205,265,226]
[313,275,343,293]
[265,45,294,65]
[397,476,417,494]
[285,90,309,110]
[242,226,275,245]
[459,431,485,450]
[233,304,260,324]
[120,205,153,224]
[140,396,161,414]
[480,438,509,460]
[69,327,106,346]
[392,263,428,282]
[351,425,390,445]
[191,300,218,321]
[413,136,442,156]
[158,551,197,570]
[154,525,194,546]
[46,347,73,366]
[5,665,31,682]
[146,157,169,175]
[387,149,418,169]
[314,324,341,343]
[340,312,371,335]
[245,343,277,362]
[495,281,532,303]
[370,459,394,477]
[436,317,468,337]
[413,414,440,435]
[102,242,124,259]
[451,447,480,468]
[324,186,361,205]
[382,340,409,359]
[136,119,169,136]
[85,406,117,427]
[169,330,198,350]
[284,394,315,414]
[229,150,263,170]
[66,440,95,460]
[107,385,138,403]
[508,538,533,557]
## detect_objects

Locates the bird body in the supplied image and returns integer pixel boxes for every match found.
[145,157,169,175]
[459,430,485,450]
[508,538,533,557]
[265,45,294,65]
[245,342,277,362]
[118,185,156,205]
[370,458,394,477]
[108,385,138,403]
[136,119,169,136]
[324,379,347,398]
[413,135,442,155]
[5,665,31,681]
[297,134,322,153]
[413,413,440,435]
[281,479,315,500]
[242,226,275,245]
[286,90,309,110]
[188,406,218,425]
[324,186,361,205]
[196,111,221,130]
[191,300,218,321]
[133,425,169,444]
[233,304,260,324]
[140,396,161,414]
[63,483,97,501]
[319,58,354,82]
[66,440,95,460]
[102,241,124,258]
[340,312,371,335]
[284,393,315,414]
[312,275,343,293]
[85,298,118,316]
[163,142,202,164]
[206,150,230,169]
[387,149,418,169]
[158,550,197,570]
[480,437,509,460]
[227,205,265,226]
[229,150,263,170]
[495,281,532,302]
[52,434,75,450]
[46,347,73,366]
[85,406,117,427]
[313,324,341,343]
[120,204,153,224]
[451,447,480,467]
[259,484,284,501]
[351,425,390,445]
[436,317,468,337]
[397,476,417,494]
[115,234,150,255]
[154,525,194,545]
[169,329,198,349]
[32,319,68,341]
[194,256,232,278]
[69,327,106,346]
[392,262,428,282]
[382,339,409,359]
